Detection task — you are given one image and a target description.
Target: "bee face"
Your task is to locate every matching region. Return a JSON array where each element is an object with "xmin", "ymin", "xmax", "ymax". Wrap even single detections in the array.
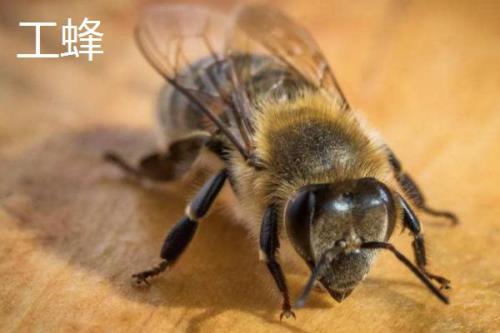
[{"xmin": 285, "ymin": 178, "xmax": 395, "ymax": 301}]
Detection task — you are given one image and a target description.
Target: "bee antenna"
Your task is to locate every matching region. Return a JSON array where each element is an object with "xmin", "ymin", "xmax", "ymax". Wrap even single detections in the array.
[
  {"xmin": 361, "ymin": 241, "xmax": 449, "ymax": 304},
  {"xmin": 294, "ymin": 246, "xmax": 344, "ymax": 308}
]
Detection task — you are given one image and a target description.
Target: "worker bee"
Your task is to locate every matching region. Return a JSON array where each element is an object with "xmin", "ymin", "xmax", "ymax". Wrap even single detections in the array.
[{"xmin": 105, "ymin": 4, "xmax": 458, "ymax": 319}]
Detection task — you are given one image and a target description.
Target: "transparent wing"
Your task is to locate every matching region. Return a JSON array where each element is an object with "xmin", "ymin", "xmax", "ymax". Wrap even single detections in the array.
[
  {"xmin": 229, "ymin": 4, "xmax": 350, "ymax": 111},
  {"xmin": 136, "ymin": 4, "xmax": 252, "ymax": 158}
]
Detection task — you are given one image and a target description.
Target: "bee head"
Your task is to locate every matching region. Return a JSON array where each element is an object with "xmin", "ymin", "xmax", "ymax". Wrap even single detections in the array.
[{"xmin": 285, "ymin": 177, "xmax": 395, "ymax": 303}]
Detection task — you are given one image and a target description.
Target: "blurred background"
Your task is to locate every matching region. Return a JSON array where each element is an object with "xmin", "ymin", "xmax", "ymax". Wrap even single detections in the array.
[{"xmin": 1, "ymin": 1, "xmax": 499, "ymax": 332}]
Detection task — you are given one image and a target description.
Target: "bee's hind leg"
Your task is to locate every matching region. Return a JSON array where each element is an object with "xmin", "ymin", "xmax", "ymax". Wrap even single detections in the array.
[
  {"xmin": 387, "ymin": 148, "xmax": 459, "ymax": 225},
  {"xmin": 104, "ymin": 133, "xmax": 210, "ymax": 182},
  {"xmin": 397, "ymin": 194, "xmax": 451, "ymax": 290},
  {"xmin": 132, "ymin": 168, "xmax": 228, "ymax": 284}
]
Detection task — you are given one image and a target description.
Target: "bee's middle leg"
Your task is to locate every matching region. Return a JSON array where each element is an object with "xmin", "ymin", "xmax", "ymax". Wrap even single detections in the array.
[
  {"xmin": 260, "ymin": 205, "xmax": 295, "ymax": 320},
  {"xmin": 132, "ymin": 168, "xmax": 227, "ymax": 284},
  {"xmin": 387, "ymin": 148, "xmax": 459, "ymax": 225},
  {"xmin": 398, "ymin": 194, "xmax": 451, "ymax": 289}
]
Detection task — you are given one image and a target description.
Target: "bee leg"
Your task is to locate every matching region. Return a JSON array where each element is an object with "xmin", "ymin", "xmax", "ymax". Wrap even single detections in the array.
[
  {"xmin": 313, "ymin": 281, "xmax": 327, "ymax": 293},
  {"xmin": 398, "ymin": 194, "xmax": 451, "ymax": 290},
  {"xmin": 387, "ymin": 149, "xmax": 459, "ymax": 225},
  {"xmin": 132, "ymin": 169, "xmax": 227, "ymax": 284},
  {"xmin": 104, "ymin": 151, "xmax": 171, "ymax": 181},
  {"xmin": 104, "ymin": 133, "xmax": 210, "ymax": 182},
  {"xmin": 260, "ymin": 205, "xmax": 296, "ymax": 320}
]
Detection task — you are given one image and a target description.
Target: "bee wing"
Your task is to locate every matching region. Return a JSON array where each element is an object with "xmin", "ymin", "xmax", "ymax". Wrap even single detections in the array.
[
  {"xmin": 229, "ymin": 4, "xmax": 350, "ymax": 111},
  {"xmin": 136, "ymin": 4, "xmax": 252, "ymax": 159}
]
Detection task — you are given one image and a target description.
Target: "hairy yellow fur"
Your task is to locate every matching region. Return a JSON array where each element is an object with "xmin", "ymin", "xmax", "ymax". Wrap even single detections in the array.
[{"xmin": 229, "ymin": 90, "xmax": 393, "ymax": 226}]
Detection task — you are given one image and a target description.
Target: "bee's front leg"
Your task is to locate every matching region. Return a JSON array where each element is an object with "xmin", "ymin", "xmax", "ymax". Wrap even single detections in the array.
[
  {"xmin": 398, "ymin": 194, "xmax": 451, "ymax": 290},
  {"xmin": 260, "ymin": 205, "xmax": 295, "ymax": 320},
  {"xmin": 132, "ymin": 169, "xmax": 227, "ymax": 284}
]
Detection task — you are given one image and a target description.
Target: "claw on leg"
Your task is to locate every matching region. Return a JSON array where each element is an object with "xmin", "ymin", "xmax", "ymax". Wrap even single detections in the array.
[
  {"xmin": 422, "ymin": 269, "xmax": 451, "ymax": 290},
  {"xmin": 280, "ymin": 304, "xmax": 296, "ymax": 321},
  {"xmin": 132, "ymin": 260, "xmax": 169, "ymax": 286}
]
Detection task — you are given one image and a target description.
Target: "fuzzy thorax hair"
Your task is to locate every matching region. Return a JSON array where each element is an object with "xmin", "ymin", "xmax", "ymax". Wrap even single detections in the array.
[{"xmin": 230, "ymin": 90, "xmax": 392, "ymax": 217}]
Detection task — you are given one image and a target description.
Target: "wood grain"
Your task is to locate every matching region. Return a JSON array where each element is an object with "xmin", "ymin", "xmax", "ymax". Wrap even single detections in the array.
[{"xmin": 1, "ymin": 1, "xmax": 499, "ymax": 332}]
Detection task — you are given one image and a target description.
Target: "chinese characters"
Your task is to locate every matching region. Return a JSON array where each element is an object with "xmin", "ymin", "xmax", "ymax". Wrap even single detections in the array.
[{"xmin": 17, "ymin": 18, "xmax": 103, "ymax": 61}]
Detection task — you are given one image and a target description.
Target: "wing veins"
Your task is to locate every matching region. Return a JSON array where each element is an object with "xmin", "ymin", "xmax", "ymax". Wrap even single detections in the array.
[{"xmin": 135, "ymin": 25, "xmax": 250, "ymax": 159}]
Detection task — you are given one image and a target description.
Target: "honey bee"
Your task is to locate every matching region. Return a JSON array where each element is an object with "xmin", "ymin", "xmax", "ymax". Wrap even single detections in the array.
[{"xmin": 105, "ymin": 4, "xmax": 458, "ymax": 319}]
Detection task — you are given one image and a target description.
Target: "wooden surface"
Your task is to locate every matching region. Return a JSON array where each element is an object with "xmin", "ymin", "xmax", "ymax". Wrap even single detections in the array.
[{"xmin": 1, "ymin": 0, "xmax": 500, "ymax": 332}]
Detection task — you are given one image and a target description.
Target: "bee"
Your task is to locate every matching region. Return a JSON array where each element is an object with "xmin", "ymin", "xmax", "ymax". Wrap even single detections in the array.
[{"xmin": 105, "ymin": 4, "xmax": 459, "ymax": 319}]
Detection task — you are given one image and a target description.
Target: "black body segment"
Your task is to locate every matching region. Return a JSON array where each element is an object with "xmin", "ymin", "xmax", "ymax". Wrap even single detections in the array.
[
  {"xmin": 399, "ymin": 192, "xmax": 422, "ymax": 234},
  {"xmin": 189, "ymin": 169, "xmax": 228, "ymax": 219},
  {"xmin": 260, "ymin": 205, "xmax": 281, "ymax": 257},
  {"xmin": 160, "ymin": 216, "xmax": 198, "ymax": 261},
  {"xmin": 260, "ymin": 205, "xmax": 295, "ymax": 319},
  {"xmin": 132, "ymin": 169, "xmax": 227, "ymax": 284}
]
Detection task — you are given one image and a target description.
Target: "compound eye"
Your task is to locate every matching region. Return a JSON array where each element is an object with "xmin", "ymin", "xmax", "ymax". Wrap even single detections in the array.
[
  {"xmin": 285, "ymin": 190, "xmax": 315, "ymax": 227},
  {"xmin": 285, "ymin": 189, "xmax": 316, "ymax": 261}
]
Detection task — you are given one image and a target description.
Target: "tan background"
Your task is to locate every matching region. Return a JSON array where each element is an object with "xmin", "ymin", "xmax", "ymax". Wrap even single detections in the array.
[{"xmin": 1, "ymin": 0, "xmax": 499, "ymax": 332}]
